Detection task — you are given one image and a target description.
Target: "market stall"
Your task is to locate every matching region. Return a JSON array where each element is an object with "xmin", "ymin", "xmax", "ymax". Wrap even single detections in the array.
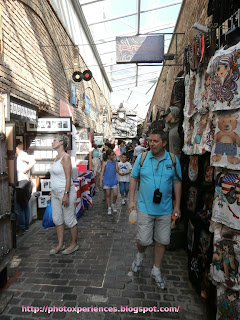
[{"xmin": 180, "ymin": 8, "xmax": 240, "ymax": 318}]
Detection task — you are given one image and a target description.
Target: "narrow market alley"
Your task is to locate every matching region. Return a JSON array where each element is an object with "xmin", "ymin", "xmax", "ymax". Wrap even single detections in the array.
[{"xmin": 0, "ymin": 191, "xmax": 206, "ymax": 320}]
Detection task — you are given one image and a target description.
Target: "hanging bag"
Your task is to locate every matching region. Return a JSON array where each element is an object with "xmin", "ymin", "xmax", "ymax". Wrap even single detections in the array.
[{"xmin": 42, "ymin": 200, "xmax": 55, "ymax": 229}]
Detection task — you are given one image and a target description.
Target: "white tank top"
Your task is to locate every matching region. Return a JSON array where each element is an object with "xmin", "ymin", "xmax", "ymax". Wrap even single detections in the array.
[{"xmin": 49, "ymin": 153, "xmax": 73, "ymax": 192}]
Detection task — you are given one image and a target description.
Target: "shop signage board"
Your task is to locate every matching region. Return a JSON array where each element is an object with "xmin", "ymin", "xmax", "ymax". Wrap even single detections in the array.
[
  {"xmin": 10, "ymin": 97, "xmax": 38, "ymax": 124},
  {"xmin": 116, "ymin": 35, "xmax": 164, "ymax": 63},
  {"xmin": 26, "ymin": 117, "xmax": 72, "ymax": 132}
]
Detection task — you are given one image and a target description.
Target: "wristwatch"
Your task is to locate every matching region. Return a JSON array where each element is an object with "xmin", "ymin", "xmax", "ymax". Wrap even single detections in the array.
[{"xmin": 64, "ymin": 191, "xmax": 69, "ymax": 195}]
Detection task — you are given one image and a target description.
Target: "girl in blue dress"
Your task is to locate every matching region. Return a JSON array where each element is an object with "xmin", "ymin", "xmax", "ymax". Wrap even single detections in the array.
[{"xmin": 100, "ymin": 149, "xmax": 119, "ymax": 215}]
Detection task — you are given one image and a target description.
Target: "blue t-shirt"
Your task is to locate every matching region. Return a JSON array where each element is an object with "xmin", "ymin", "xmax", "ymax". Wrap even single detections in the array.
[{"xmin": 131, "ymin": 151, "xmax": 182, "ymax": 215}]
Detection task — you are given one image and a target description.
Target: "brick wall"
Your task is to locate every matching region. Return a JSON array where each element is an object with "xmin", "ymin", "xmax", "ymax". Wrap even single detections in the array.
[
  {"xmin": 144, "ymin": 0, "xmax": 211, "ymax": 128},
  {"xmin": 0, "ymin": 0, "xmax": 111, "ymax": 133}
]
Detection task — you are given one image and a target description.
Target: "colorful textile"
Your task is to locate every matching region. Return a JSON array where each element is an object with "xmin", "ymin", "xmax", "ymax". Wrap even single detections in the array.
[
  {"xmin": 212, "ymin": 170, "xmax": 240, "ymax": 230},
  {"xmin": 210, "ymin": 110, "xmax": 240, "ymax": 169},
  {"xmin": 216, "ymin": 285, "xmax": 240, "ymax": 320},
  {"xmin": 209, "ymin": 222, "xmax": 240, "ymax": 291},
  {"xmin": 182, "ymin": 117, "xmax": 194, "ymax": 155},
  {"xmin": 184, "ymin": 71, "xmax": 197, "ymax": 118},
  {"xmin": 192, "ymin": 112, "xmax": 212, "ymax": 154},
  {"xmin": 207, "ymin": 42, "xmax": 240, "ymax": 111},
  {"xmin": 73, "ymin": 170, "xmax": 95, "ymax": 217}
]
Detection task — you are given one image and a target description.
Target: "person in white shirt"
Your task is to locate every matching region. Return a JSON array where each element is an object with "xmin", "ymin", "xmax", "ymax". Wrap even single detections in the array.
[
  {"xmin": 15, "ymin": 141, "xmax": 36, "ymax": 235},
  {"xmin": 133, "ymin": 142, "xmax": 147, "ymax": 161},
  {"xmin": 117, "ymin": 153, "xmax": 132, "ymax": 205}
]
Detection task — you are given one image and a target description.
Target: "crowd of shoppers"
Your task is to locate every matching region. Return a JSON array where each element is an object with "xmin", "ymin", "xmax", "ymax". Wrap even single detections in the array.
[{"xmin": 15, "ymin": 122, "xmax": 183, "ymax": 292}]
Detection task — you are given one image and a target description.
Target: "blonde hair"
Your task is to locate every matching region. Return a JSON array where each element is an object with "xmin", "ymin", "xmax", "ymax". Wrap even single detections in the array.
[{"xmin": 56, "ymin": 134, "xmax": 69, "ymax": 150}]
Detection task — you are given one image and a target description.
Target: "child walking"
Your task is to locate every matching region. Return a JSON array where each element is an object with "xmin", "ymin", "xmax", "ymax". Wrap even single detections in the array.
[
  {"xmin": 100, "ymin": 149, "xmax": 119, "ymax": 215},
  {"xmin": 117, "ymin": 153, "xmax": 132, "ymax": 205}
]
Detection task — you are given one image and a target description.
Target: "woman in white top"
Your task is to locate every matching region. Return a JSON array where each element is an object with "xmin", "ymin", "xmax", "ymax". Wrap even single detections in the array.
[{"xmin": 49, "ymin": 134, "xmax": 78, "ymax": 255}]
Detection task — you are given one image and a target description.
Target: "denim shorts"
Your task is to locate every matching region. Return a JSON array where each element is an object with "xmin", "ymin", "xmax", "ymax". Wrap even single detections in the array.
[
  {"xmin": 119, "ymin": 182, "xmax": 129, "ymax": 195},
  {"xmin": 103, "ymin": 184, "xmax": 118, "ymax": 189},
  {"xmin": 137, "ymin": 211, "xmax": 172, "ymax": 246}
]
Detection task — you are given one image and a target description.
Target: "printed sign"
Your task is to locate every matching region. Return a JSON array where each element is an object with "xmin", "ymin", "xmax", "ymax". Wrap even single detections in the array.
[
  {"xmin": 116, "ymin": 35, "xmax": 164, "ymax": 63},
  {"xmin": 10, "ymin": 97, "xmax": 38, "ymax": 124}
]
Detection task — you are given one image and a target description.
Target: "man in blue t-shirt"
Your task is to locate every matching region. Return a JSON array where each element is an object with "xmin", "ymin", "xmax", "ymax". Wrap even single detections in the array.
[{"xmin": 128, "ymin": 129, "xmax": 182, "ymax": 289}]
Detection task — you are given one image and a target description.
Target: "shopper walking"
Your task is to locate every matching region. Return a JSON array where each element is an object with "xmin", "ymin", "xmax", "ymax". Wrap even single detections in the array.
[
  {"xmin": 117, "ymin": 153, "xmax": 132, "ymax": 205},
  {"xmin": 49, "ymin": 134, "xmax": 78, "ymax": 255},
  {"xmin": 133, "ymin": 142, "xmax": 147, "ymax": 162},
  {"xmin": 100, "ymin": 149, "xmax": 119, "ymax": 215},
  {"xmin": 128, "ymin": 129, "xmax": 182, "ymax": 289},
  {"xmin": 91, "ymin": 143, "xmax": 101, "ymax": 191},
  {"xmin": 15, "ymin": 140, "xmax": 36, "ymax": 235}
]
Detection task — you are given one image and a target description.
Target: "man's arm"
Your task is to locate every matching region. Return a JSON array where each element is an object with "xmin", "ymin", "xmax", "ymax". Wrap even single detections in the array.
[
  {"xmin": 173, "ymin": 180, "xmax": 182, "ymax": 218},
  {"xmin": 128, "ymin": 176, "xmax": 137, "ymax": 212}
]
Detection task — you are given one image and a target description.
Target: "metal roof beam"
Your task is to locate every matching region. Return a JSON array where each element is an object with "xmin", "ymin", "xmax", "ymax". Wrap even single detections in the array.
[
  {"xmin": 88, "ymin": 1, "xmax": 182, "ymax": 26},
  {"xmin": 70, "ymin": 0, "xmax": 112, "ymax": 91},
  {"xmin": 80, "ymin": 0, "xmax": 105, "ymax": 6}
]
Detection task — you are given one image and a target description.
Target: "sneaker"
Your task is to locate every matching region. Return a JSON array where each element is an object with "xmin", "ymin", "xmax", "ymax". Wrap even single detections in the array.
[
  {"xmin": 124, "ymin": 197, "xmax": 128, "ymax": 202},
  {"xmin": 131, "ymin": 260, "xmax": 143, "ymax": 273},
  {"xmin": 16, "ymin": 230, "xmax": 25, "ymax": 236},
  {"xmin": 121, "ymin": 199, "xmax": 125, "ymax": 205},
  {"xmin": 151, "ymin": 268, "xmax": 166, "ymax": 289},
  {"xmin": 107, "ymin": 207, "xmax": 112, "ymax": 215},
  {"xmin": 112, "ymin": 204, "xmax": 117, "ymax": 213}
]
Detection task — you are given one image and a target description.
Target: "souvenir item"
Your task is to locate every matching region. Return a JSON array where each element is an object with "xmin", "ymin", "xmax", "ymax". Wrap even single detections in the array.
[
  {"xmin": 207, "ymin": 42, "xmax": 240, "ymax": 111},
  {"xmin": 216, "ymin": 285, "xmax": 240, "ymax": 320},
  {"xmin": 184, "ymin": 71, "xmax": 197, "ymax": 117},
  {"xmin": 193, "ymin": 71, "xmax": 211, "ymax": 114},
  {"xmin": 212, "ymin": 170, "xmax": 240, "ymax": 230},
  {"xmin": 205, "ymin": 112, "xmax": 216, "ymax": 153},
  {"xmin": 188, "ymin": 220, "xmax": 213, "ymax": 299},
  {"xmin": 209, "ymin": 223, "xmax": 240, "ymax": 290},
  {"xmin": 200, "ymin": 72, "xmax": 212, "ymax": 113},
  {"xmin": 211, "ymin": 110, "xmax": 240, "ymax": 169},
  {"xmin": 203, "ymin": 156, "xmax": 214, "ymax": 183},
  {"xmin": 186, "ymin": 185, "xmax": 198, "ymax": 213},
  {"xmin": 188, "ymin": 155, "xmax": 199, "ymax": 182},
  {"xmin": 192, "ymin": 112, "xmax": 211, "ymax": 154},
  {"xmin": 196, "ymin": 191, "xmax": 214, "ymax": 224},
  {"xmin": 182, "ymin": 117, "xmax": 194, "ymax": 155}
]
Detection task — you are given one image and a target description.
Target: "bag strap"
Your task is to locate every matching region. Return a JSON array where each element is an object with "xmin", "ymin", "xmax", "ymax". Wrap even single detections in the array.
[
  {"xmin": 169, "ymin": 152, "xmax": 181, "ymax": 181},
  {"xmin": 140, "ymin": 151, "xmax": 148, "ymax": 167}
]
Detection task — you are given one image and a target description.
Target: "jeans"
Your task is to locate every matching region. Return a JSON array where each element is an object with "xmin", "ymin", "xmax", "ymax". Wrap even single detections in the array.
[
  {"xmin": 16, "ymin": 202, "xmax": 30, "ymax": 231},
  {"xmin": 119, "ymin": 182, "xmax": 129, "ymax": 195}
]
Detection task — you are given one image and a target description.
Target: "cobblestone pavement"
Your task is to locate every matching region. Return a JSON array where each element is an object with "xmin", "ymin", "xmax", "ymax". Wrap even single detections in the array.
[{"xmin": 0, "ymin": 190, "xmax": 207, "ymax": 320}]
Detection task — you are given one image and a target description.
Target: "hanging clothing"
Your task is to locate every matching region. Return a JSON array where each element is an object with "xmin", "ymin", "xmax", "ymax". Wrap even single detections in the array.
[
  {"xmin": 210, "ymin": 110, "xmax": 240, "ymax": 170},
  {"xmin": 184, "ymin": 71, "xmax": 198, "ymax": 118},
  {"xmin": 212, "ymin": 169, "xmax": 240, "ymax": 230},
  {"xmin": 209, "ymin": 222, "xmax": 240, "ymax": 291},
  {"xmin": 216, "ymin": 285, "xmax": 240, "ymax": 320},
  {"xmin": 206, "ymin": 42, "xmax": 240, "ymax": 111}
]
